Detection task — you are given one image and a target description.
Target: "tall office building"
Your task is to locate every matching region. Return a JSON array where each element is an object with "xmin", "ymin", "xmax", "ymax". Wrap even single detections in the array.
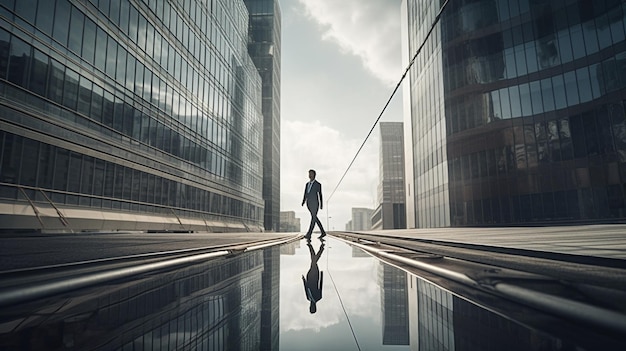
[
  {"xmin": 351, "ymin": 207, "xmax": 374, "ymax": 231},
  {"xmin": 372, "ymin": 122, "xmax": 406, "ymax": 229},
  {"xmin": 402, "ymin": 0, "xmax": 626, "ymax": 227},
  {"xmin": 378, "ymin": 263, "xmax": 409, "ymax": 346},
  {"xmin": 244, "ymin": 0, "xmax": 281, "ymax": 232},
  {"xmin": 279, "ymin": 210, "xmax": 300, "ymax": 232},
  {"xmin": 0, "ymin": 0, "xmax": 265, "ymax": 232}
]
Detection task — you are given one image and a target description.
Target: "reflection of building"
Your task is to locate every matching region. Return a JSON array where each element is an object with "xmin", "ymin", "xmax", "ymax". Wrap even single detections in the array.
[
  {"xmin": 280, "ymin": 240, "xmax": 299, "ymax": 255},
  {"xmin": 244, "ymin": 0, "xmax": 282, "ymax": 232},
  {"xmin": 0, "ymin": 0, "xmax": 265, "ymax": 231},
  {"xmin": 410, "ymin": 276, "xmax": 565, "ymax": 350},
  {"xmin": 261, "ymin": 246, "xmax": 280, "ymax": 350},
  {"xmin": 402, "ymin": 0, "xmax": 626, "ymax": 227},
  {"xmin": 352, "ymin": 245, "xmax": 371, "ymax": 258},
  {"xmin": 351, "ymin": 207, "xmax": 374, "ymax": 231},
  {"xmin": 379, "ymin": 263, "xmax": 409, "ymax": 345},
  {"xmin": 279, "ymin": 211, "xmax": 300, "ymax": 232},
  {"xmin": 372, "ymin": 122, "xmax": 406, "ymax": 229},
  {"xmin": 1, "ymin": 249, "xmax": 277, "ymax": 350}
]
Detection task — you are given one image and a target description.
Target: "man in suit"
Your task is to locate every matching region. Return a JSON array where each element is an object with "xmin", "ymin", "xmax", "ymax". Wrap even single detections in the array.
[
  {"xmin": 302, "ymin": 169, "xmax": 326, "ymax": 239},
  {"xmin": 302, "ymin": 241, "xmax": 324, "ymax": 314}
]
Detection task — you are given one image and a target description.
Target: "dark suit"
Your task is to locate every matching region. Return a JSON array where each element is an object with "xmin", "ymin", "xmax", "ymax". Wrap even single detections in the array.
[
  {"xmin": 302, "ymin": 180, "xmax": 326, "ymax": 236},
  {"xmin": 302, "ymin": 242, "xmax": 324, "ymax": 309}
]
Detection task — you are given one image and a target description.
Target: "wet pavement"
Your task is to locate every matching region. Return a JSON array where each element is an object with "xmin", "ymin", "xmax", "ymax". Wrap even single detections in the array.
[
  {"xmin": 280, "ymin": 236, "xmax": 624, "ymax": 350},
  {"xmin": 1, "ymin": 233, "xmax": 623, "ymax": 350}
]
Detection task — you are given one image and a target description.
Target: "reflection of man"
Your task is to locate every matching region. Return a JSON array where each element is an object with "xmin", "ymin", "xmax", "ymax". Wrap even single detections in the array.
[
  {"xmin": 302, "ymin": 169, "xmax": 326, "ymax": 239},
  {"xmin": 302, "ymin": 241, "xmax": 324, "ymax": 314}
]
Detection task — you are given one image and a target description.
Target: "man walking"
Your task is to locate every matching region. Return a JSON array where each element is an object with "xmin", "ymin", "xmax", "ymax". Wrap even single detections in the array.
[
  {"xmin": 302, "ymin": 240, "xmax": 324, "ymax": 313},
  {"xmin": 302, "ymin": 169, "xmax": 326, "ymax": 239}
]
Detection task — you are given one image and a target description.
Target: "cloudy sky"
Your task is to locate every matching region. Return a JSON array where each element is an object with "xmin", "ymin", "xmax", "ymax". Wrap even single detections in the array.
[{"xmin": 280, "ymin": 0, "xmax": 404, "ymax": 231}]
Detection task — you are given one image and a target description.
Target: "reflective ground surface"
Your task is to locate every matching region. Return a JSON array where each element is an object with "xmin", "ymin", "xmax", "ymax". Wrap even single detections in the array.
[{"xmin": 0, "ymin": 236, "xmax": 622, "ymax": 350}]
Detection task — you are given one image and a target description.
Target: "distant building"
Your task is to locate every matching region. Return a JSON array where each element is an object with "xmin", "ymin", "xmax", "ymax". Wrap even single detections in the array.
[
  {"xmin": 244, "ymin": 0, "xmax": 281, "ymax": 232},
  {"xmin": 345, "ymin": 220, "xmax": 352, "ymax": 231},
  {"xmin": 279, "ymin": 211, "xmax": 300, "ymax": 232},
  {"xmin": 351, "ymin": 207, "xmax": 374, "ymax": 231},
  {"xmin": 372, "ymin": 122, "xmax": 406, "ymax": 230}
]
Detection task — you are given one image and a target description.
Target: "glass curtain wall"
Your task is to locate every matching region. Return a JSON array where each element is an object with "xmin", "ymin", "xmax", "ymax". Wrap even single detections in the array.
[
  {"xmin": 244, "ymin": 0, "xmax": 281, "ymax": 232},
  {"xmin": 0, "ymin": 0, "xmax": 265, "ymax": 230},
  {"xmin": 405, "ymin": 0, "xmax": 626, "ymax": 227}
]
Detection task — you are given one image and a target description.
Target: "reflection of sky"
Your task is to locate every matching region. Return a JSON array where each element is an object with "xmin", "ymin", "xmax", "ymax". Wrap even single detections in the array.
[{"xmin": 280, "ymin": 238, "xmax": 410, "ymax": 350}]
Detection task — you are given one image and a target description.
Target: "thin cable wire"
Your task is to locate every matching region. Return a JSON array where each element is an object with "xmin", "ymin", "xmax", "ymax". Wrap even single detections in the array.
[
  {"xmin": 327, "ymin": 0, "xmax": 451, "ymax": 203},
  {"xmin": 326, "ymin": 244, "xmax": 362, "ymax": 351}
]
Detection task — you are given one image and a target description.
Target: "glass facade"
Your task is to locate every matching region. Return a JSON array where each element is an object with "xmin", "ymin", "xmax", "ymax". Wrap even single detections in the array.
[
  {"xmin": 244, "ymin": 0, "xmax": 281, "ymax": 232},
  {"xmin": 0, "ymin": 0, "xmax": 265, "ymax": 231},
  {"xmin": 0, "ymin": 248, "xmax": 278, "ymax": 350},
  {"xmin": 373, "ymin": 122, "xmax": 407, "ymax": 229},
  {"xmin": 404, "ymin": 0, "xmax": 626, "ymax": 227}
]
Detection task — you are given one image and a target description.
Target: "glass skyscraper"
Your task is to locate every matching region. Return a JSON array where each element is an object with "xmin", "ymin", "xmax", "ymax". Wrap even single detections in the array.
[
  {"xmin": 244, "ymin": 0, "xmax": 281, "ymax": 232},
  {"xmin": 0, "ymin": 0, "xmax": 265, "ymax": 231},
  {"xmin": 372, "ymin": 122, "xmax": 406, "ymax": 229},
  {"xmin": 403, "ymin": 0, "xmax": 626, "ymax": 227}
]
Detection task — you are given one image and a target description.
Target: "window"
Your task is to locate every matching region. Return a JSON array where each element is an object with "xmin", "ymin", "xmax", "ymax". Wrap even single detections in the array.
[
  {"xmin": 93, "ymin": 158, "xmax": 105, "ymax": 197},
  {"xmin": 95, "ymin": 27, "xmax": 107, "ymax": 72},
  {"xmin": 102, "ymin": 90, "xmax": 114, "ymax": 128},
  {"xmin": 122, "ymin": 103, "xmax": 134, "ymax": 137},
  {"xmin": 134, "ymin": 59, "xmax": 144, "ymax": 96},
  {"xmin": 52, "ymin": 0, "xmax": 70, "ymax": 46},
  {"xmin": 519, "ymin": 83, "xmax": 532, "ymax": 117},
  {"xmin": 113, "ymin": 95, "xmax": 124, "ymax": 132},
  {"xmin": 557, "ymin": 29, "xmax": 573, "ymax": 64},
  {"xmin": 37, "ymin": 143, "xmax": 54, "ymax": 189},
  {"xmin": 582, "ymin": 20, "xmax": 599, "ymax": 55},
  {"xmin": 47, "ymin": 58, "xmax": 64, "ymax": 104},
  {"xmin": 68, "ymin": 6, "xmax": 84, "ymax": 54},
  {"xmin": 109, "ymin": 0, "xmax": 120, "ymax": 26},
  {"xmin": 143, "ymin": 67, "xmax": 152, "ymax": 101},
  {"xmin": 82, "ymin": 18, "xmax": 96, "ymax": 65},
  {"xmin": 81, "ymin": 156, "xmax": 94, "ymax": 195},
  {"xmin": 53, "ymin": 148, "xmax": 69, "ymax": 191},
  {"xmin": 138, "ymin": 14, "xmax": 147, "ymax": 52},
  {"xmin": 129, "ymin": 5, "xmax": 139, "ymax": 42},
  {"xmin": 77, "ymin": 76, "xmax": 92, "ymax": 116},
  {"xmin": 15, "ymin": 0, "xmax": 36, "ymax": 24},
  {"xmin": 20, "ymin": 138, "xmax": 39, "ymax": 187},
  {"xmin": 91, "ymin": 84, "xmax": 103, "ymax": 123},
  {"xmin": 552, "ymin": 75, "xmax": 567, "ymax": 109},
  {"xmin": 62, "ymin": 68, "xmax": 79, "ymax": 110},
  {"xmin": 0, "ymin": 28, "xmax": 9, "ymax": 80},
  {"xmin": 570, "ymin": 24, "xmax": 586, "ymax": 60},
  {"xmin": 29, "ymin": 49, "xmax": 47, "ymax": 96},
  {"xmin": 125, "ymin": 53, "xmax": 136, "ymax": 91},
  {"xmin": 564, "ymin": 71, "xmax": 580, "ymax": 106},
  {"xmin": 116, "ymin": 45, "xmax": 127, "ymax": 83},
  {"xmin": 35, "ymin": 0, "xmax": 55, "ymax": 36},
  {"xmin": 120, "ymin": 0, "xmax": 130, "ymax": 34},
  {"xmin": 146, "ymin": 22, "xmax": 155, "ymax": 58},
  {"xmin": 8, "ymin": 35, "xmax": 30, "ymax": 88},
  {"xmin": 105, "ymin": 36, "xmax": 117, "ymax": 77}
]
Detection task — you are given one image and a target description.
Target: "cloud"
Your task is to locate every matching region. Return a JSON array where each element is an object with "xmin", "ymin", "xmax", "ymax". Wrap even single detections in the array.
[
  {"xmin": 281, "ymin": 120, "xmax": 379, "ymax": 231},
  {"xmin": 298, "ymin": 0, "xmax": 403, "ymax": 86},
  {"xmin": 280, "ymin": 241, "xmax": 382, "ymax": 334}
]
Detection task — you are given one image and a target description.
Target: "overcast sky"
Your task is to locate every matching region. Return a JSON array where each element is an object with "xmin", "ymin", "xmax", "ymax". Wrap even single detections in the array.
[{"xmin": 280, "ymin": 0, "xmax": 404, "ymax": 232}]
